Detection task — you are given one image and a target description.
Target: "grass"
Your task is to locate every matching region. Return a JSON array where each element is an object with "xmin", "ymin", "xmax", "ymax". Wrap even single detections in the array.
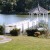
[
  {"xmin": 0, "ymin": 35, "xmax": 50, "ymax": 50},
  {"xmin": 0, "ymin": 38, "xmax": 3, "ymax": 40}
]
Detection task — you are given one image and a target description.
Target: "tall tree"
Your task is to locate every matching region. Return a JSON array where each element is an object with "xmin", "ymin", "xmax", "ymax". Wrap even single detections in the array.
[
  {"xmin": 16, "ymin": 0, "xmax": 25, "ymax": 12},
  {"xmin": 1, "ymin": 2, "xmax": 11, "ymax": 14}
]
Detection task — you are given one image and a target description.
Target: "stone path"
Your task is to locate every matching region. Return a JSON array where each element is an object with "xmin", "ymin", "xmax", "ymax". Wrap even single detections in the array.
[{"xmin": 0, "ymin": 36, "xmax": 12, "ymax": 43}]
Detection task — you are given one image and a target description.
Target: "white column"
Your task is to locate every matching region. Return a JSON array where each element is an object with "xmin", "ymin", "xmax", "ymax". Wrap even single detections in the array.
[
  {"xmin": 43, "ymin": 13, "xmax": 45, "ymax": 20},
  {"xmin": 29, "ymin": 13, "xmax": 30, "ymax": 18},
  {"xmin": 31, "ymin": 13, "xmax": 32, "ymax": 19},
  {"xmin": 28, "ymin": 22, "xmax": 29, "ymax": 29},
  {"xmin": 45, "ymin": 13, "xmax": 48, "ymax": 31},
  {"xmin": 22, "ymin": 23, "xmax": 24, "ymax": 33},
  {"xmin": 47, "ymin": 13, "xmax": 48, "ymax": 23},
  {"xmin": 39, "ymin": 13, "xmax": 40, "ymax": 17},
  {"xmin": 33, "ymin": 14, "xmax": 34, "ymax": 20},
  {"xmin": 37, "ymin": 14, "xmax": 38, "ymax": 21}
]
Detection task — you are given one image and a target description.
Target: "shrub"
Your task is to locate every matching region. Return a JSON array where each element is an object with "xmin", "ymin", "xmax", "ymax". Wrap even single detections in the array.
[
  {"xmin": 37, "ymin": 20, "xmax": 48, "ymax": 37},
  {"xmin": 0, "ymin": 25, "xmax": 4, "ymax": 35},
  {"xmin": 38, "ymin": 20, "xmax": 47, "ymax": 28},
  {"xmin": 26, "ymin": 29, "xmax": 38, "ymax": 36},
  {"xmin": 10, "ymin": 28, "xmax": 20, "ymax": 36}
]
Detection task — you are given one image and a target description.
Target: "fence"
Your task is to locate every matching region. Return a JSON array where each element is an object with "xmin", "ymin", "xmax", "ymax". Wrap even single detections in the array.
[{"xmin": 4, "ymin": 19, "xmax": 38, "ymax": 33}]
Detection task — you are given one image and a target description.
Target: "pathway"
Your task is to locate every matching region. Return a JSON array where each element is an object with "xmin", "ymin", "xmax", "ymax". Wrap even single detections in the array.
[{"xmin": 0, "ymin": 35, "xmax": 12, "ymax": 43}]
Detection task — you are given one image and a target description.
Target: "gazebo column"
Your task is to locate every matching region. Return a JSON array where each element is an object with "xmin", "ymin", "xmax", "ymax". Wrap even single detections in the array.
[
  {"xmin": 31, "ymin": 13, "xmax": 32, "ymax": 19},
  {"xmin": 29, "ymin": 13, "xmax": 30, "ymax": 18},
  {"xmin": 45, "ymin": 13, "xmax": 48, "ymax": 24},
  {"xmin": 43, "ymin": 13, "xmax": 45, "ymax": 20},
  {"xmin": 46, "ymin": 13, "xmax": 48, "ymax": 23},
  {"xmin": 32, "ymin": 14, "xmax": 34, "ymax": 28},
  {"xmin": 37, "ymin": 14, "xmax": 38, "ymax": 21}
]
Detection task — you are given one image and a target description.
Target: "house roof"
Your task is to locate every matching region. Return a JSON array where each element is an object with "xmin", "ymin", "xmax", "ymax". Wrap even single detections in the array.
[{"xmin": 28, "ymin": 4, "xmax": 48, "ymax": 14}]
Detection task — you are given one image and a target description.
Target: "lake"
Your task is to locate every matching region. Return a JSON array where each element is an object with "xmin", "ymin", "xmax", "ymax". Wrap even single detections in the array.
[{"xmin": 0, "ymin": 14, "xmax": 50, "ymax": 30}]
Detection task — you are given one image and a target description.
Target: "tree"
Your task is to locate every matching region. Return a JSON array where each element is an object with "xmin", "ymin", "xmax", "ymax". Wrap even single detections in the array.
[
  {"xmin": 16, "ymin": 0, "xmax": 25, "ymax": 12},
  {"xmin": 0, "ymin": 0, "xmax": 2, "ymax": 12},
  {"xmin": 0, "ymin": 0, "xmax": 50, "ymax": 14},
  {"xmin": 1, "ymin": 2, "xmax": 11, "ymax": 14}
]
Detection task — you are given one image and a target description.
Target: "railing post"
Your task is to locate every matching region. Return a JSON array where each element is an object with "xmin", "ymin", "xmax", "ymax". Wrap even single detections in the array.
[
  {"xmin": 28, "ymin": 21, "xmax": 29, "ymax": 29},
  {"xmin": 22, "ymin": 23, "xmax": 24, "ymax": 34}
]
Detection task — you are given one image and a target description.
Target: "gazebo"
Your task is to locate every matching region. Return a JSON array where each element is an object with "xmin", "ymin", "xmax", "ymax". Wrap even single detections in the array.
[
  {"xmin": 28, "ymin": 4, "xmax": 49, "ymax": 34},
  {"xmin": 28, "ymin": 4, "xmax": 48, "ymax": 23}
]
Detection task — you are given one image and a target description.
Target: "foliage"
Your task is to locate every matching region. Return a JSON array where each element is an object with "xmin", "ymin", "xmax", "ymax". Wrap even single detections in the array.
[
  {"xmin": 16, "ymin": 0, "xmax": 25, "ymax": 12},
  {"xmin": 26, "ymin": 29, "xmax": 38, "ymax": 36},
  {"xmin": 1, "ymin": 2, "xmax": 11, "ymax": 14},
  {"xmin": 38, "ymin": 20, "xmax": 48, "ymax": 28},
  {"xmin": 37, "ymin": 20, "xmax": 48, "ymax": 37},
  {"xmin": 0, "ymin": 25, "xmax": 4, "ymax": 35},
  {"xmin": 10, "ymin": 28, "xmax": 20, "ymax": 36},
  {"xmin": 0, "ymin": 0, "xmax": 50, "ymax": 14}
]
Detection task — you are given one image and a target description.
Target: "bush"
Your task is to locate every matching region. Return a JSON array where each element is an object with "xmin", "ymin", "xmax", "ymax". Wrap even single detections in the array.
[
  {"xmin": 0, "ymin": 25, "xmax": 4, "ymax": 35},
  {"xmin": 38, "ymin": 20, "xmax": 47, "ymax": 28},
  {"xmin": 26, "ymin": 29, "xmax": 38, "ymax": 36},
  {"xmin": 10, "ymin": 28, "xmax": 20, "ymax": 36}
]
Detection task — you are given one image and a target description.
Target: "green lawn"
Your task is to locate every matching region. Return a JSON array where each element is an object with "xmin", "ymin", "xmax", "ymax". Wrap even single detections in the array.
[
  {"xmin": 0, "ymin": 38, "xmax": 3, "ymax": 40},
  {"xmin": 0, "ymin": 35, "xmax": 50, "ymax": 50}
]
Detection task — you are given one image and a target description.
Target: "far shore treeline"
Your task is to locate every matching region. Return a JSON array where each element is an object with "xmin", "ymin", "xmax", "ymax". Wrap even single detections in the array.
[{"xmin": 0, "ymin": 0, "xmax": 50, "ymax": 14}]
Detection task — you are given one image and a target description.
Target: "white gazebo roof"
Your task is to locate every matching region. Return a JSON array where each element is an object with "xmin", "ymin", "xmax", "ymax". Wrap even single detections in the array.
[{"xmin": 28, "ymin": 4, "xmax": 48, "ymax": 14}]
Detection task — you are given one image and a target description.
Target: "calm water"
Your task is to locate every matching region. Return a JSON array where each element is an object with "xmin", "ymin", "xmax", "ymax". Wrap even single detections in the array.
[
  {"xmin": 0, "ymin": 14, "xmax": 30, "ymax": 24},
  {"xmin": 0, "ymin": 14, "xmax": 50, "ymax": 29}
]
